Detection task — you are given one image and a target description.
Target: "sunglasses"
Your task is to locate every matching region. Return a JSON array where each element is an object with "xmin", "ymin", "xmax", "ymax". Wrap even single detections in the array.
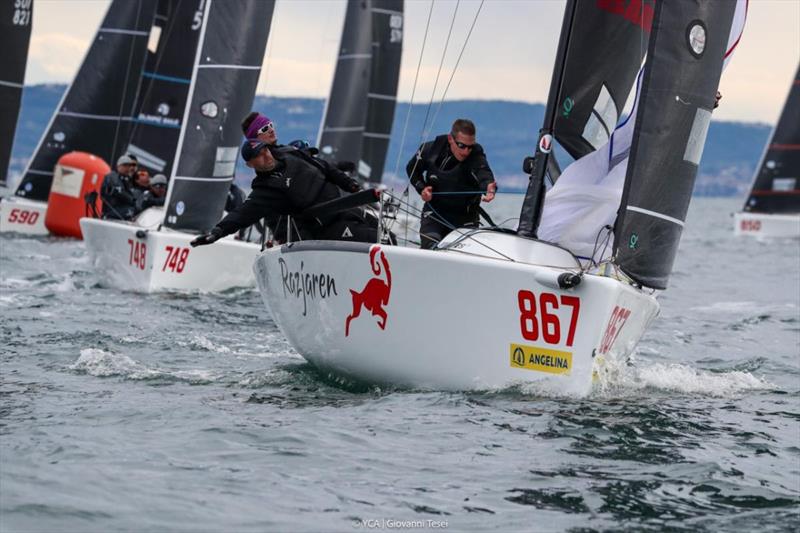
[
  {"xmin": 152, "ymin": 184, "xmax": 166, "ymax": 188},
  {"xmin": 257, "ymin": 121, "xmax": 275, "ymax": 135},
  {"xmin": 454, "ymin": 140, "xmax": 475, "ymax": 151}
]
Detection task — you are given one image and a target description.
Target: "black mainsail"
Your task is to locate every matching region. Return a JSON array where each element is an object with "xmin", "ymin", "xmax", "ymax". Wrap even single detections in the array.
[
  {"xmin": 162, "ymin": 0, "xmax": 274, "ymax": 233},
  {"xmin": 741, "ymin": 63, "xmax": 800, "ymax": 215},
  {"xmin": 124, "ymin": 0, "xmax": 205, "ymax": 177},
  {"xmin": 518, "ymin": 0, "xmax": 652, "ymax": 236},
  {"xmin": 614, "ymin": 0, "xmax": 738, "ymax": 289},
  {"xmin": 14, "ymin": 0, "xmax": 156, "ymax": 202},
  {"xmin": 0, "ymin": 0, "xmax": 33, "ymax": 186},
  {"xmin": 317, "ymin": 0, "xmax": 403, "ymax": 182}
]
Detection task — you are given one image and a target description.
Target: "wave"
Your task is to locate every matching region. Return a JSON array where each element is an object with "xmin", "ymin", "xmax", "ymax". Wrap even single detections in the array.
[{"xmin": 70, "ymin": 348, "xmax": 218, "ymax": 384}]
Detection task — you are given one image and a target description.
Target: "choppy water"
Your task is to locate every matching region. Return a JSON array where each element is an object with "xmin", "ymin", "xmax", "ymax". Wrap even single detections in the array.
[{"xmin": 1, "ymin": 197, "xmax": 798, "ymax": 532}]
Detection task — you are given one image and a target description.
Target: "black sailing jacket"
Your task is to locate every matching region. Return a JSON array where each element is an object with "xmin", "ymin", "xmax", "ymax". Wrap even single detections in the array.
[
  {"xmin": 214, "ymin": 151, "xmax": 346, "ymax": 241},
  {"xmin": 406, "ymin": 134, "xmax": 495, "ymax": 221}
]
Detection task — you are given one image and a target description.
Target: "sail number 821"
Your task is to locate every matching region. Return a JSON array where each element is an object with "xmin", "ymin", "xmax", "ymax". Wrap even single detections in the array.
[{"xmin": 517, "ymin": 290, "xmax": 580, "ymax": 347}]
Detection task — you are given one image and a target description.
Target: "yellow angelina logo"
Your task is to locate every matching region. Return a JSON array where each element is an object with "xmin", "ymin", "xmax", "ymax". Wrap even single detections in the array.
[{"xmin": 510, "ymin": 343, "xmax": 572, "ymax": 375}]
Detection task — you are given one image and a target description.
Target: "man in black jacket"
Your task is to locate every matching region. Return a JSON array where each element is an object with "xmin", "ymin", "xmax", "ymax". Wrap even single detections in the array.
[
  {"xmin": 407, "ymin": 118, "xmax": 497, "ymax": 249},
  {"xmin": 190, "ymin": 140, "xmax": 379, "ymax": 247},
  {"xmin": 100, "ymin": 154, "xmax": 139, "ymax": 220}
]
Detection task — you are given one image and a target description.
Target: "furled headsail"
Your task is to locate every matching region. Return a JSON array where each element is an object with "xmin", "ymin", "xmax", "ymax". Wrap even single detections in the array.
[
  {"xmin": 318, "ymin": 0, "xmax": 403, "ymax": 182},
  {"xmin": 742, "ymin": 63, "xmax": 800, "ymax": 215},
  {"xmin": 123, "ymin": 0, "xmax": 205, "ymax": 178},
  {"xmin": 162, "ymin": 0, "xmax": 274, "ymax": 233},
  {"xmin": 15, "ymin": 0, "xmax": 156, "ymax": 201},
  {"xmin": 0, "ymin": 0, "xmax": 33, "ymax": 186},
  {"xmin": 614, "ymin": 0, "xmax": 738, "ymax": 289},
  {"xmin": 518, "ymin": 0, "xmax": 652, "ymax": 236}
]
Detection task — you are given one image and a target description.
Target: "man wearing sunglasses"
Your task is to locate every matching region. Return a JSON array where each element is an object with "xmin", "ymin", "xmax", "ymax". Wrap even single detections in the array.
[{"xmin": 407, "ymin": 118, "xmax": 497, "ymax": 249}]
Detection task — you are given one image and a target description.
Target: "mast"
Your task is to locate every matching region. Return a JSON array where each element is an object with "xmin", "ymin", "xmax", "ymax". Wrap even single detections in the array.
[
  {"xmin": 161, "ymin": 0, "xmax": 274, "ymax": 233},
  {"xmin": 741, "ymin": 63, "xmax": 800, "ymax": 214},
  {"xmin": 0, "ymin": 0, "xmax": 33, "ymax": 186},
  {"xmin": 124, "ymin": 0, "xmax": 206, "ymax": 177},
  {"xmin": 614, "ymin": 0, "xmax": 738, "ymax": 289},
  {"xmin": 516, "ymin": 0, "xmax": 578, "ymax": 238},
  {"xmin": 14, "ymin": 0, "xmax": 157, "ymax": 202},
  {"xmin": 517, "ymin": 0, "xmax": 652, "ymax": 237}
]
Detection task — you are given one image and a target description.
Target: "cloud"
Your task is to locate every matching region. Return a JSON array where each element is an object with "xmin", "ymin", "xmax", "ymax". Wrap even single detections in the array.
[{"xmin": 27, "ymin": 33, "xmax": 88, "ymax": 82}]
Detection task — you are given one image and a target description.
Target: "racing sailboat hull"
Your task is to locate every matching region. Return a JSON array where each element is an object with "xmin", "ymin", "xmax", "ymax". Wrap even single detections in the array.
[
  {"xmin": 254, "ymin": 231, "xmax": 659, "ymax": 396},
  {"xmin": 81, "ymin": 210, "xmax": 259, "ymax": 292},
  {"xmin": 733, "ymin": 211, "xmax": 800, "ymax": 238},
  {"xmin": 0, "ymin": 197, "xmax": 48, "ymax": 235}
]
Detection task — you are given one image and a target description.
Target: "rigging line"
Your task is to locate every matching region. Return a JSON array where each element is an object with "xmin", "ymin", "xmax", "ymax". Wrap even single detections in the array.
[
  {"xmin": 392, "ymin": 0, "xmax": 436, "ymax": 245},
  {"xmin": 418, "ymin": 0, "xmax": 460, "ymax": 144},
  {"xmin": 390, "ymin": 0, "xmax": 435, "ymax": 185},
  {"xmin": 428, "ymin": 0, "xmax": 485, "ymax": 133},
  {"xmin": 111, "ymin": 0, "xmax": 147, "ymax": 164},
  {"xmin": 443, "ymin": 227, "xmax": 517, "ymax": 262},
  {"xmin": 402, "ymin": 0, "xmax": 462, "ymax": 239}
]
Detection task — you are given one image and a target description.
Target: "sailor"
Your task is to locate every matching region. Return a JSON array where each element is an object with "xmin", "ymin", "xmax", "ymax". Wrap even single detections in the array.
[
  {"xmin": 138, "ymin": 173, "xmax": 168, "ymax": 210},
  {"xmin": 407, "ymin": 118, "xmax": 497, "ymax": 249},
  {"xmin": 100, "ymin": 154, "xmax": 139, "ymax": 220},
  {"xmin": 190, "ymin": 140, "xmax": 380, "ymax": 247}
]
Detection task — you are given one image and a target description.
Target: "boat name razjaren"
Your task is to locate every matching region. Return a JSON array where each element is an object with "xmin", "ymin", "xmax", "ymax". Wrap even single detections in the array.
[{"xmin": 279, "ymin": 258, "xmax": 338, "ymax": 316}]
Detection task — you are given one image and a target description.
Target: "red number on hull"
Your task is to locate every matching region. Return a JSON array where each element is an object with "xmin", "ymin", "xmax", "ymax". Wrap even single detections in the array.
[
  {"xmin": 162, "ymin": 246, "xmax": 190, "ymax": 273},
  {"xmin": 517, "ymin": 290, "xmax": 581, "ymax": 347},
  {"xmin": 7, "ymin": 208, "xmax": 40, "ymax": 225},
  {"xmin": 740, "ymin": 220, "xmax": 761, "ymax": 232},
  {"xmin": 127, "ymin": 239, "xmax": 146, "ymax": 270},
  {"xmin": 599, "ymin": 306, "xmax": 632, "ymax": 354}
]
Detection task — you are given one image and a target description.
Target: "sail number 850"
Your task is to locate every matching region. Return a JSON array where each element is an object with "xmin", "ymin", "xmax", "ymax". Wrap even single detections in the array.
[{"xmin": 517, "ymin": 290, "xmax": 580, "ymax": 347}]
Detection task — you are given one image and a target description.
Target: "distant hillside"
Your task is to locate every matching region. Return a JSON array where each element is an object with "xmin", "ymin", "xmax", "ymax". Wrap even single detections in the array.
[{"xmin": 8, "ymin": 85, "xmax": 770, "ymax": 196}]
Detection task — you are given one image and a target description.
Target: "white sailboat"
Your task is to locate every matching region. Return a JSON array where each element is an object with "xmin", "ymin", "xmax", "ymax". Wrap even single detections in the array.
[
  {"xmin": 253, "ymin": 0, "xmax": 745, "ymax": 395},
  {"xmin": 80, "ymin": 0, "xmax": 275, "ymax": 292},
  {"xmin": 733, "ymin": 63, "xmax": 800, "ymax": 238}
]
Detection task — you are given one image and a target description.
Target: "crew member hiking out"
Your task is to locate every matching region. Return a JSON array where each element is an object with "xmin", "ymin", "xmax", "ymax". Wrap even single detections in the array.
[
  {"xmin": 190, "ymin": 140, "xmax": 384, "ymax": 248},
  {"xmin": 407, "ymin": 118, "xmax": 497, "ymax": 249}
]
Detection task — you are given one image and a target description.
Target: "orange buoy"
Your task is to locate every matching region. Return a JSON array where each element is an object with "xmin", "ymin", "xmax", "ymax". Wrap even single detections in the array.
[{"xmin": 45, "ymin": 152, "xmax": 110, "ymax": 239}]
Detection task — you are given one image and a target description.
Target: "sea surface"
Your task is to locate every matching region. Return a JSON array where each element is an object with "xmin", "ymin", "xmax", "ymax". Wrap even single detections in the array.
[{"xmin": 1, "ymin": 196, "xmax": 798, "ymax": 532}]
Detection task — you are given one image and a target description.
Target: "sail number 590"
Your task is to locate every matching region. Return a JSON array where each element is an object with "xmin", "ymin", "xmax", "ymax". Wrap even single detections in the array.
[{"xmin": 517, "ymin": 290, "xmax": 580, "ymax": 347}]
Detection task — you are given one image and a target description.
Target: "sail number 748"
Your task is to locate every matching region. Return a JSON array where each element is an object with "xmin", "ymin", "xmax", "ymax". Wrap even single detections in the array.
[{"xmin": 517, "ymin": 290, "xmax": 580, "ymax": 347}]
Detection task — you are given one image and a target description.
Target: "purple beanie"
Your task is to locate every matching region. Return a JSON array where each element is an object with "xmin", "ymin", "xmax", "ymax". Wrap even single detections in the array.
[{"xmin": 246, "ymin": 113, "xmax": 272, "ymax": 139}]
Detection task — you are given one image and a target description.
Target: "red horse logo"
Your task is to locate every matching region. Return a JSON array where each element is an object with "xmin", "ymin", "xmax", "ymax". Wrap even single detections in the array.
[{"xmin": 345, "ymin": 246, "xmax": 392, "ymax": 337}]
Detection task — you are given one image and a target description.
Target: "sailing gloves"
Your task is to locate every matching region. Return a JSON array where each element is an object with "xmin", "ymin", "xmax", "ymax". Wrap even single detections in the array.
[{"xmin": 190, "ymin": 226, "xmax": 224, "ymax": 247}]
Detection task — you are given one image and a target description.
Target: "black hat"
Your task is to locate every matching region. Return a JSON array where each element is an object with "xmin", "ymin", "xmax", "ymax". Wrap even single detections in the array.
[{"xmin": 241, "ymin": 139, "xmax": 269, "ymax": 162}]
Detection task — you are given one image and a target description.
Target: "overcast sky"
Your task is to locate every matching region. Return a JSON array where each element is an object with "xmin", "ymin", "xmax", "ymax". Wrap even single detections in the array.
[{"xmin": 27, "ymin": 0, "xmax": 800, "ymax": 124}]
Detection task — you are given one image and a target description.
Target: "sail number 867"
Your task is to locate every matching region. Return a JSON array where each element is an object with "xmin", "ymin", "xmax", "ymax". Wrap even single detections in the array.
[{"xmin": 517, "ymin": 290, "xmax": 580, "ymax": 347}]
